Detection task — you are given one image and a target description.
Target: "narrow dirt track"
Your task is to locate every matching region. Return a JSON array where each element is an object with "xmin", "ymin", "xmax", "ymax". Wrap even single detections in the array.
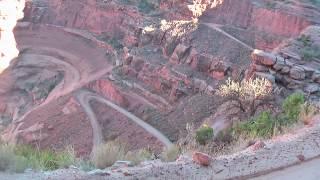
[
  {"xmin": 202, "ymin": 23, "xmax": 254, "ymax": 51},
  {"xmin": 75, "ymin": 90, "xmax": 173, "ymax": 149}
]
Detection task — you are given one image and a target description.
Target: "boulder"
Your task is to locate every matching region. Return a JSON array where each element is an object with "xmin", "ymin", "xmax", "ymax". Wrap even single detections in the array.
[
  {"xmin": 290, "ymin": 66, "xmax": 306, "ymax": 80},
  {"xmin": 273, "ymin": 57, "xmax": 286, "ymax": 71},
  {"xmin": 192, "ymin": 152, "xmax": 211, "ymax": 166},
  {"xmin": 252, "ymin": 64, "xmax": 269, "ymax": 72},
  {"xmin": 304, "ymin": 84, "xmax": 320, "ymax": 94},
  {"xmin": 312, "ymin": 72, "xmax": 320, "ymax": 83},
  {"xmin": 280, "ymin": 66, "xmax": 291, "ymax": 74},
  {"xmin": 254, "ymin": 72, "xmax": 275, "ymax": 83},
  {"xmin": 252, "ymin": 50, "xmax": 277, "ymax": 66}
]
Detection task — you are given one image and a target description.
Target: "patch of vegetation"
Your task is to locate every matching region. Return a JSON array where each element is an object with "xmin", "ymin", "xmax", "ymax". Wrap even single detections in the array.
[
  {"xmin": 195, "ymin": 125, "xmax": 214, "ymax": 145},
  {"xmin": 233, "ymin": 92, "xmax": 306, "ymax": 139},
  {"xmin": 91, "ymin": 141, "xmax": 154, "ymax": 169},
  {"xmin": 300, "ymin": 45, "xmax": 320, "ymax": 61},
  {"xmin": 14, "ymin": 145, "xmax": 76, "ymax": 171},
  {"xmin": 217, "ymin": 77, "xmax": 273, "ymax": 118},
  {"xmin": 266, "ymin": 1, "xmax": 277, "ymax": 9},
  {"xmin": 282, "ymin": 92, "xmax": 305, "ymax": 123},
  {"xmin": 160, "ymin": 145, "xmax": 180, "ymax": 162},
  {"xmin": 298, "ymin": 34, "xmax": 312, "ymax": 47},
  {"xmin": 233, "ymin": 111, "xmax": 276, "ymax": 138},
  {"xmin": 299, "ymin": 102, "xmax": 318, "ymax": 125},
  {"xmin": 0, "ymin": 143, "xmax": 76, "ymax": 173},
  {"xmin": 125, "ymin": 148, "xmax": 152, "ymax": 165},
  {"xmin": 91, "ymin": 141, "xmax": 127, "ymax": 169},
  {"xmin": 138, "ymin": 0, "xmax": 156, "ymax": 13}
]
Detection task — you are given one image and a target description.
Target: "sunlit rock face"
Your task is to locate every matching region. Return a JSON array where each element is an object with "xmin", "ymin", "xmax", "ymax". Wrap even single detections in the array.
[{"xmin": 0, "ymin": 0, "xmax": 25, "ymax": 73}]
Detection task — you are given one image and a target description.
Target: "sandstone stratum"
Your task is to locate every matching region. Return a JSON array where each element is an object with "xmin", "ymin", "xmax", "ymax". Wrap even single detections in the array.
[{"xmin": 0, "ymin": 0, "xmax": 319, "ymax": 179}]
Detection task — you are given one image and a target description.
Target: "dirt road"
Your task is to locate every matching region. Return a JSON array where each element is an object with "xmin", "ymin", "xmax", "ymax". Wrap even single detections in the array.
[{"xmin": 75, "ymin": 90, "xmax": 173, "ymax": 148}]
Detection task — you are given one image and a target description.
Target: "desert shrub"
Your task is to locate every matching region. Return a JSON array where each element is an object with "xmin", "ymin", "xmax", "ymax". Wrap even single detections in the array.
[
  {"xmin": 138, "ymin": 0, "xmax": 156, "ymax": 13},
  {"xmin": 0, "ymin": 144, "xmax": 16, "ymax": 172},
  {"xmin": 214, "ymin": 129, "xmax": 234, "ymax": 144},
  {"xmin": 14, "ymin": 145, "xmax": 77, "ymax": 171},
  {"xmin": 233, "ymin": 111, "xmax": 276, "ymax": 138},
  {"xmin": 125, "ymin": 148, "xmax": 152, "ymax": 165},
  {"xmin": 91, "ymin": 141, "xmax": 127, "ymax": 169},
  {"xmin": 195, "ymin": 125, "xmax": 214, "ymax": 145},
  {"xmin": 218, "ymin": 77, "xmax": 273, "ymax": 118},
  {"xmin": 74, "ymin": 159, "xmax": 95, "ymax": 172},
  {"xmin": 266, "ymin": 1, "xmax": 276, "ymax": 9},
  {"xmin": 299, "ymin": 102, "xmax": 318, "ymax": 125},
  {"xmin": 298, "ymin": 34, "xmax": 312, "ymax": 47},
  {"xmin": 55, "ymin": 146, "xmax": 77, "ymax": 168},
  {"xmin": 300, "ymin": 45, "xmax": 320, "ymax": 61},
  {"xmin": 160, "ymin": 145, "xmax": 180, "ymax": 162},
  {"xmin": 282, "ymin": 92, "xmax": 305, "ymax": 123}
]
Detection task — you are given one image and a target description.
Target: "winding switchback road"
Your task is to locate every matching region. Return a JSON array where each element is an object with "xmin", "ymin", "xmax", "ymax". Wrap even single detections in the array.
[
  {"xmin": 75, "ymin": 90, "xmax": 173, "ymax": 148},
  {"xmin": 202, "ymin": 23, "xmax": 254, "ymax": 51}
]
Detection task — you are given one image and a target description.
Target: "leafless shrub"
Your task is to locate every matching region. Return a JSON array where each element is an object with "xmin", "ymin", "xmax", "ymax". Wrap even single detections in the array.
[{"xmin": 217, "ymin": 77, "xmax": 273, "ymax": 118}]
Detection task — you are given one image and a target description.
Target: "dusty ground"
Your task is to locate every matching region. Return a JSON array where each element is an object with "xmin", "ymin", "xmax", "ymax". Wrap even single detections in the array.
[
  {"xmin": 0, "ymin": 118, "xmax": 319, "ymax": 180},
  {"xmin": 0, "ymin": 1, "xmax": 320, "ymax": 179}
]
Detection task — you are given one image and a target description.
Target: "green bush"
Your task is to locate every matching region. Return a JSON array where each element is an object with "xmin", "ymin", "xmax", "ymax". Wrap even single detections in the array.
[
  {"xmin": 233, "ymin": 111, "xmax": 276, "ymax": 138},
  {"xmin": 282, "ymin": 92, "xmax": 305, "ymax": 123},
  {"xmin": 195, "ymin": 125, "xmax": 214, "ymax": 145},
  {"xmin": 14, "ymin": 145, "xmax": 76, "ymax": 171}
]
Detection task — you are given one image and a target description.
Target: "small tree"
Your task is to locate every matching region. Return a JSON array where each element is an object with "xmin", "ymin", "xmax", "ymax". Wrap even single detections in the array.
[{"xmin": 217, "ymin": 77, "xmax": 273, "ymax": 118}]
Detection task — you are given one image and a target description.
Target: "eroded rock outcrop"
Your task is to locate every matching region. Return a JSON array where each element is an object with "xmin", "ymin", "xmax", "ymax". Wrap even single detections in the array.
[
  {"xmin": 249, "ymin": 26, "xmax": 320, "ymax": 96},
  {"xmin": 0, "ymin": 0, "xmax": 25, "ymax": 72}
]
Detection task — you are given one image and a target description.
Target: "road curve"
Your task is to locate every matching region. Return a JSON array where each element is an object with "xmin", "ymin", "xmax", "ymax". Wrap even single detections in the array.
[{"xmin": 75, "ymin": 90, "xmax": 173, "ymax": 149}]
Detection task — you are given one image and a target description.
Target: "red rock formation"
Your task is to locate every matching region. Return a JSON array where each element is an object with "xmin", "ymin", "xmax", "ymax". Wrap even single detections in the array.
[
  {"xmin": 192, "ymin": 151, "xmax": 211, "ymax": 166},
  {"xmin": 87, "ymin": 79, "xmax": 129, "ymax": 107},
  {"xmin": 24, "ymin": 0, "xmax": 142, "ymax": 47},
  {"xmin": 202, "ymin": 0, "xmax": 317, "ymax": 36}
]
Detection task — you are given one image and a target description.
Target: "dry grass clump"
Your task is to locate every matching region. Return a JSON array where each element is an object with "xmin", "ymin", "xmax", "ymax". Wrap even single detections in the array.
[
  {"xmin": 91, "ymin": 141, "xmax": 127, "ymax": 169},
  {"xmin": 299, "ymin": 102, "xmax": 319, "ymax": 125},
  {"xmin": 160, "ymin": 145, "xmax": 180, "ymax": 162},
  {"xmin": 0, "ymin": 143, "xmax": 76, "ymax": 173},
  {"xmin": 124, "ymin": 148, "xmax": 152, "ymax": 165},
  {"xmin": 91, "ymin": 141, "xmax": 154, "ymax": 169}
]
